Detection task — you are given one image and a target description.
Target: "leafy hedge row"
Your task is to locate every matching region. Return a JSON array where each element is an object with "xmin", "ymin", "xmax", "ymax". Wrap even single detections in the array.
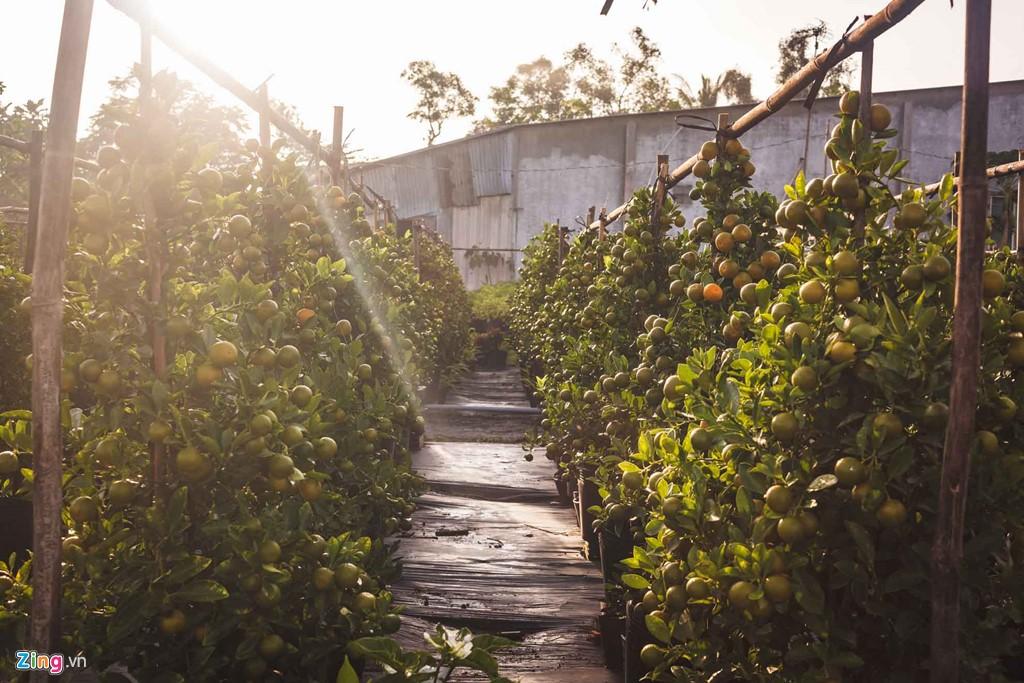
[
  {"xmin": 511, "ymin": 93, "xmax": 1024, "ymax": 682},
  {"xmin": 0, "ymin": 75, "xmax": 487, "ymax": 682}
]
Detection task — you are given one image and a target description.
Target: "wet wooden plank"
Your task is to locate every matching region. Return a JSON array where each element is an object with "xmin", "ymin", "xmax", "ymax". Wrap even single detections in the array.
[{"xmin": 391, "ymin": 369, "xmax": 615, "ymax": 682}]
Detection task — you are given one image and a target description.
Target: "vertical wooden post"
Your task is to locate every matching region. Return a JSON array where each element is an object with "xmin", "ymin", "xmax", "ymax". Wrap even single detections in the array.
[
  {"xmin": 139, "ymin": 8, "xmax": 152, "ymax": 108},
  {"xmin": 858, "ymin": 31, "xmax": 875, "ymax": 126},
  {"xmin": 651, "ymin": 154, "xmax": 669, "ymax": 226},
  {"xmin": 952, "ymin": 151, "xmax": 962, "ymax": 228},
  {"xmin": 556, "ymin": 219, "xmax": 563, "ymax": 264},
  {"xmin": 412, "ymin": 220, "xmax": 422, "ymax": 271},
  {"xmin": 258, "ymin": 84, "xmax": 271, "ymax": 176},
  {"xmin": 599, "ymin": 208, "xmax": 608, "ymax": 241},
  {"xmin": 331, "ymin": 106, "xmax": 344, "ymax": 188},
  {"xmin": 1016, "ymin": 150, "xmax": 1023, "ymax": 256},
  {"xmin": 24, "ymin": 129, "xmax": 44, "ymax": 273},
  {"xmin": 139, "ymin": 11, "xmax": 165, "ymax": 500},
  {"xmin": 29, "ymin": 2, "xmax": 94, "ymax": 674},
  {"xmin": 930, "ymin": 2, "xmax": 991, "ymax": 682},
  {"xmin": 586, "ymin": 206, "xmax": 595, "ymax": 229},
  {"xmin": 311, "ymin": 130, "xmax": 322, "ymax": 185}
]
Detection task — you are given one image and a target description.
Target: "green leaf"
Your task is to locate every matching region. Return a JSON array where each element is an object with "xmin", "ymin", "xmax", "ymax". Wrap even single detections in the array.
[
  {"xmin": 881, "ymin": 292, "xmax": 908, "ymax": 336},
  {"xmin": 170, "ymin": 579, "xmax": 229, "ymax": 603},
  {"xmin": 336, "ymin": 657, "xmax": 359, "ymax": 683},
  {"xmin": 792, "ymin": 568, "xmax": 825, "ymax": 615},
  {"xmin": 844, "ymin": 521, "xmax": 876, "ymax": 569},
  {"xmin": 166, "ymin": 486, "xmax": 188, "ymax": 532},
  {"xmin": 645, "ymin": 613, "xmax": 671, "ymax": 644},
  {"xmin": 621, "ymin": 573, "xmax": 650, "ymax": 590},
  {"xmin": 349, "ymin": 636, "xmax": 405, "ymax": 670}
]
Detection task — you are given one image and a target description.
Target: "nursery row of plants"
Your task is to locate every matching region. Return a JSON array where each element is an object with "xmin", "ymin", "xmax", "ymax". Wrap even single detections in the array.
[
  {"xmin": 510, "ymin": 92, "xmax": 1024, "ymax": 682},
  {"xmin": 0, "ymin": 73, "xmax": 517, "ymax": 682}
]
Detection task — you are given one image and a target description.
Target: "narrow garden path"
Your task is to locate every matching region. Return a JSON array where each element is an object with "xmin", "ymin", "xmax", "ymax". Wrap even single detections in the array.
[{"xmin": 393, "ymin": 369, "xmax": 616, "ymax": 682}]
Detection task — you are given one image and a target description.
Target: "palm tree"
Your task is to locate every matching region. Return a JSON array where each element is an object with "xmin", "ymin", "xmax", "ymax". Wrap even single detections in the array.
[{"xmin": 675, "ymin": 69, "xmax": 753, "ymax": 108}]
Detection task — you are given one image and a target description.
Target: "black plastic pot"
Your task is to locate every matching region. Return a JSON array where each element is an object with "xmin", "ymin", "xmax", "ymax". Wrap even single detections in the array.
[
  {"xmin": 571, "ymin": 490, "xmax": 581, "ymax": 528},
  {"xmin": 598, "ymin": 605, "xmax": 625, "ymax": 672},
  {"xmin": 578, "ymin": 474, "xmax": 601, "ymax": 559},
  {"xmin": 623, "ymin": 600, "xmax": 653, "ymax": 683},
  {"xmin": 598, "ymin": 528, "xmax": 634, "ymax": 583},
  {"xmin": 0, "ymin": 498, "xmax": 33, "ymax": 561},
  {"xmin": 553, "ymin": 473, "xmax": 570, "ymax": 505}
]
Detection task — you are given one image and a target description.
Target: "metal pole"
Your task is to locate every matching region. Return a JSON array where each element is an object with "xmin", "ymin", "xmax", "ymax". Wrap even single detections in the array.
[
  {"xmin": 25, "ymin": 129, "xmax": 43, "ymax": 273},
  {"xmin": 930, "ymin": 2, "xmax": 991, "ymax": 682},
  {"xmin": 29, "ymin": 2, "xmax": 94, "ymax": 675}
]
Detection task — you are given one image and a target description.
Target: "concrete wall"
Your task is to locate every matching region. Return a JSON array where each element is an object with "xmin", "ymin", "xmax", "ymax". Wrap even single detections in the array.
[{"xmin": 357, "ymin": 81, "xmax": 1024, "ymax": 289}]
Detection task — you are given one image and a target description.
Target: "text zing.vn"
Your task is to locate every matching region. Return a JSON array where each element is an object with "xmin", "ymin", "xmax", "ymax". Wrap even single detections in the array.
[{"xmin": 15, "ymin": 651, "xmax": 87, "ymax": 675}]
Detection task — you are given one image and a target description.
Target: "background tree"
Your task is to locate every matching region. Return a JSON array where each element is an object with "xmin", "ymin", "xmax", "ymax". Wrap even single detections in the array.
[
  {"xmin": 478, "ymin": 27, "xmax": 679, "ymax": 129},
  {"xmin": 0, "ymin": 82, "xmax": 47, "ymax": 206},
  {"xmin": 777, "ymin": 20, "xmax": 853, "ymax": 97},
  {"xmin": 675, "ymin": 69, "xmax": 753, "ymax": 108},
  {"xmin": 82, "ymin": 68, "xmax": 248, "ymax": 163},
  {"xmin": 402, "ymin": 60, "xmax": 477, "ymax": 146}
]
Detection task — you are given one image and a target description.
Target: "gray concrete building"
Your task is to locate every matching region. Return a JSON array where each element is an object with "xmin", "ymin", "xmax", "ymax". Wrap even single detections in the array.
[{"xmin": 354, "ymin": 80, "xmax": 1024, "ymax": 289}]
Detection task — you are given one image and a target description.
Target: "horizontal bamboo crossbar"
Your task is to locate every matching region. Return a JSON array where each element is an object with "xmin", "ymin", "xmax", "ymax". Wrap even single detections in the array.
[
  {"xmin": 0, "ymin": 134, "xmax": 30, "ymax": 153},
  {"xmin": 105, "ymin": 0, "xmax": 338, "ymax": 165},
  {"xmin": 922, "ymin": 158, "xmax": 1024, "ymax": 196},
  {"xmin": 0, "ymin": 133, "xmax": 98, "ymax": 170},
  {"xmin": 588, "ymin": 0, "xmax": 927, "ymax": 229}
]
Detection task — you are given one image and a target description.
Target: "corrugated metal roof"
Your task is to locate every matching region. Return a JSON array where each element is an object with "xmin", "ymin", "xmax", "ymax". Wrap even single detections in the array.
[{"xmin": 467, "ymin": 134, "xmax": 512, "ymax": 196}]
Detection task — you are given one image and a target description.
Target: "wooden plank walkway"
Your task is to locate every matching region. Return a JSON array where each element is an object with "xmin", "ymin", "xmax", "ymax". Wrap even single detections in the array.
[{"xmin": 394, "ymin": 369, "xmax": 616, "ymax": 682}]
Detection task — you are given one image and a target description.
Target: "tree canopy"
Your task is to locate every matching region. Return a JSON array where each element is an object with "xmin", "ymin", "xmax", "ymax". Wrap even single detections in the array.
[{"xmin": 402, "ymin": 60, "xmax": 477, "ymax": 146}]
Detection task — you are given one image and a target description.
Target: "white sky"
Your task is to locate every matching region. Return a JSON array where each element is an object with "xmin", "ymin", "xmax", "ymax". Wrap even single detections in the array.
[{"xmin": 2, "ymin": 1, "xmax": 1023, "ymax": 160}]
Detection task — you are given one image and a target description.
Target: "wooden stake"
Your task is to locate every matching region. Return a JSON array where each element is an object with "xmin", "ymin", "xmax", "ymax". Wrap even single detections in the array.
[
  {"xmin": 24, "ymin": 129, "xmax": 43, "ymax": 273},
  {"xmin": 1016, "ymin": 150, "xmax": 1023, "ymax": 257},
  {"xmin": 586, "ymin": 206, "xmax": 595, "ymax": 229},
  {"xmin": 931, "ymin": 2, "xmax": 991, "ymax": 681},
  {"xmin": 651, "ymin": 153, "xmax": 669, "ymax": 226},
  {"xmin": 556, "ymin": 220, "xmax": 563, "ymax": 264},
  {"xmin": 599, "ymin": 208, "xmax": 608, "ymax": 241},
  {"xmin": 858, "ymin": 33, "xmax": 875, "ymax": 126},
  {"xmin": 29, "ymin": 2, "xmax": 94, "ymax": 673},
  {"xmin": 331, "ymin": 106, "xmax": 344, "ymax": 187},
  {"xmin": 139, "ymin": 13, "xmax": 165, "ymax": 500}
]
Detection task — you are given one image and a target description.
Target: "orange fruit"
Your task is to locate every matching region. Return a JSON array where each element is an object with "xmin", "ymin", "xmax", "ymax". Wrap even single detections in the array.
[{"xmin": 703, "ymin": 283, "xmax": 723, "ymax": 303}]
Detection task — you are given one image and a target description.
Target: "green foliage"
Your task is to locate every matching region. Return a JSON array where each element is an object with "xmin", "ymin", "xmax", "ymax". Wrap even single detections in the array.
[
  {"xmin": 401, "ymin": 60, "xmax": 477, "ymax": 146},
  {"xmin": 511, "ymin": 98, "xmax": 1024, "ymax": 681},
  {"xmin": 0, "ymin": 72, "xmax": 471, "ymax": 681},
  {"xmin": 469, "ymin": 281, "xmax": 517, "ymax": 322},
  {"xmin": 0, "ymin": 223, "xmax": 30, "ymax": 412}
]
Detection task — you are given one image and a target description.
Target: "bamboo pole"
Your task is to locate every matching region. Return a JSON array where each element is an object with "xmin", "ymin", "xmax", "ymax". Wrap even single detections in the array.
[
  {"xmin": 25, "ymin": 130, "xmax": 43, "ymax": 273},
  {"xmin": 0, "ymin": 134, "xmax": 98, "ymax": 170},
  {"xmin": 651, "ymin": 154, "xmax": 669, "ymax": 225},
  {"xmin": 858, "ymin": 34, "xmax": 875, "ymax": 126},
  {"xmin": 930, "ymin": 1, "xmax": 991, "ymax": 681},
  {"xmin": 105, "ymin": 0, "xmax": 334, "ymax": 162},
  {"xmin": 588, "ymin": 0, "xmax": 927, "ymax": 229},
  {"xmin": 1017, "ymin": 150, "xmax": 1024, "ymax": 256},
  {"xmin": 922, "ymin": 158, "xmax": 1024, "ymax": 196},
  {"xmin": 0, "ymin": 134, "xmax": 31, "ymax": 153},
  {"xmin": 29, "ymin": 2, "xmax": 94, "ymax": 675},
  {"xmin": 138, "ymin": 11, "xmax": 166, "ymax": 500},
  {"xmin": 331, "ymin": 106, "xmax": 344, "ymax": 187}
]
